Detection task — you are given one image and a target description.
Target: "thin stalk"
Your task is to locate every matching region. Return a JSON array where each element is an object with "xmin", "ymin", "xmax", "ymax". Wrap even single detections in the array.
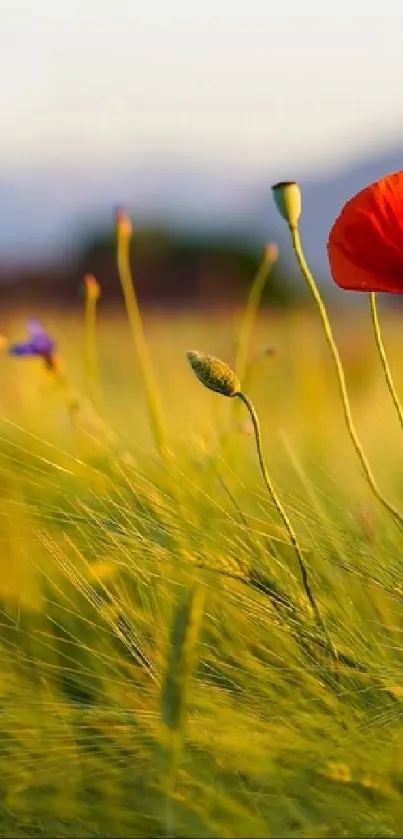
[
  {"xmin": 84, "ymin": 274, "xmax": 103, "ymax": 408},
  {"xmin": 237, "ymin": 389, "xmax": 338, "ymax": 663},
  {"xmin": 116, "ymin": 217, "xmax": 167, "ymax": 458},
  {"xmin": 161, "ymin": 583, "xmax": 205, "ymax": 837},
  {"xmin": 234, "ymin": 246, "xmax": 277, "ymax": 383},
  {"xmin": 289, "ymin": 223, "xmax": 403, "ymax": 530},
  {"xmin": 369, "ymin": 291, "xmax": 403, "ymax": 431}
]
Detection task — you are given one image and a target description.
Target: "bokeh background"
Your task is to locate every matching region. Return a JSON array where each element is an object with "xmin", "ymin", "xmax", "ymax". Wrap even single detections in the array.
[
  {"xmin": 1, "ymin": 0, "xmax": 403, "ymax": 313},
  {"xmin": 2, "ymin": 8, "xmax": 403, "ymax": 838}
]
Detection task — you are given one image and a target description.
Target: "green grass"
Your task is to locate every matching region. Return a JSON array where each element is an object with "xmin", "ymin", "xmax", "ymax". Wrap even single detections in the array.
[{"xmin": 1, "ymin": 305, "xmax": 403, "ymax": 837}]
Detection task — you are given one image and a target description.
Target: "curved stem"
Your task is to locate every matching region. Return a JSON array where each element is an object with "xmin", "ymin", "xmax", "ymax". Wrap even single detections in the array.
[
  {"xmin": 369, "ymin": 291, "xmax": 403, "ymax": 431},
  {"xmin": 117, "ymin": 228, "xmax": 167, "ymax": 459},
  {"xmin": 235, "ymin": 254, "xmax": 274, "ymax": 383},
  {"xmin": 290, "ymin": 224, "xmax": 403, "ymax": 530},
  {"xmin": 237, "ymin": 390, "xmax": 338, "ymax": 662}
]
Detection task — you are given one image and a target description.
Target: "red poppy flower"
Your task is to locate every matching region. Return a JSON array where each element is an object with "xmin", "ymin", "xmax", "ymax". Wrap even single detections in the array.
[{"xmin": 327, "ymin": 170, "xmax": 403, "ymax": 293}]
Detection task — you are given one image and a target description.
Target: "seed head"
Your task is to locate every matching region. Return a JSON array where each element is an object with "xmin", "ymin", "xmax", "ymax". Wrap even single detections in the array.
[
  {"xmin": 84, "ymin": 273, "xmax": 101, "ymax": 302},
  {"xmin": 271, "ymin": 181, "xmax": 301, "ymax": 227},
  {"xmin": 264, "ymin": 242, "xmax": 279, "ymax": 265},
  {"xmin": 115, "ymin": 207, "xmax": 132, "ymax": 240},
  {"xmin": 186, "ymin": 351, "xmax": 241, "ymax": 397}
]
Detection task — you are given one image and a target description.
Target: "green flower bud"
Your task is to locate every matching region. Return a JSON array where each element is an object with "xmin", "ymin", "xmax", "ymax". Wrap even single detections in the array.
[
  {"xmin": 271, "ymin": 181, "xmax": 301, "ymax": 227},
  {"xmin": 186, "ymin": 351, "xmax": 240, "ymax": 397}
]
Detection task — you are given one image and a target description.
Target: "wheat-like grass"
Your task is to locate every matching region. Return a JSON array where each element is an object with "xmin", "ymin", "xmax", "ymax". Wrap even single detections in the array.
[
  {"xmin": 187, "ymin": 350, "xmax": 337, "ymax": 662},
  {"xmin": 160, "ymin": 582, "xmax": 205, "ymax": 836}
]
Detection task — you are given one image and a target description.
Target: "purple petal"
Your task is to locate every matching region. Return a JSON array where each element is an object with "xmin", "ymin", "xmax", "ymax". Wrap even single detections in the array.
[
  {"xmin": 33, "ymin": 337, "xmax": 55, "ymax": 355},
  {"xmin": 26, "ymin": 319, "xmax": 48, "ymax": 339},
  {"xmin": 26, "ymin": 320, "xmax": 56, "ymax": 355},
  {"xmin": 9, "ymin": 341, "xmax": 38, "ymax": 357}
]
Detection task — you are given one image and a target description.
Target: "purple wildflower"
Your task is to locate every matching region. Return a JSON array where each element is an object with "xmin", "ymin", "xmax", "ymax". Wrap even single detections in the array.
[{"xmin": 9, "ymin": 320, "xmax": 56, "ymax": 368}]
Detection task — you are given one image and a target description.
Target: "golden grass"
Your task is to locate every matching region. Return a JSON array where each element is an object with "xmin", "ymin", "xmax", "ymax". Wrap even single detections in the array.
[{"xmin": 0, "ymin": 304, "xmax": 402, "ymax": 836}]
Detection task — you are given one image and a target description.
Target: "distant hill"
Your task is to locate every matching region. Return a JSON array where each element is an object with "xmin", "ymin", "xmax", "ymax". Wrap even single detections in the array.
[{"xmin": 0, "ymin": 143, "xmax": 402, "ymax": 296}]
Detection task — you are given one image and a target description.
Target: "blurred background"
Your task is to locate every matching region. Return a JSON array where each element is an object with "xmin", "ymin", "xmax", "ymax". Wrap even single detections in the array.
[{"xmin": 0, "ymin": 0, "xmax": 402, "ymax": 312}]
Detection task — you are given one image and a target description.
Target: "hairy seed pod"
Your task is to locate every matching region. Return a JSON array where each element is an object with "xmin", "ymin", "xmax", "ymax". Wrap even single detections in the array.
[{"xmin": 186, "ymin": 351, "xmax": 240, "ymax": 397}]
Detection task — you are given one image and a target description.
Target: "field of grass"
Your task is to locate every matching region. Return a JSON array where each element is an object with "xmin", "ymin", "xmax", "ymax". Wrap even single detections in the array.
[{"xmin": 2, "ymin": 301, "xmax": 403, "ymax": 838}]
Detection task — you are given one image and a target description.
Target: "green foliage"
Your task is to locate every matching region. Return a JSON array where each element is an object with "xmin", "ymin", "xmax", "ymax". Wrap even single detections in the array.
[{"xmin": 1, "ymin": 308, "xmax": 403, "ymax": 837}]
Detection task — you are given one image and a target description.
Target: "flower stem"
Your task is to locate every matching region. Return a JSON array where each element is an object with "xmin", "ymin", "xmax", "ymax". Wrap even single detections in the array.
[
  {"xmin": 369, "ymin": 291, "xmax": 403, "ymax": 431},
  {"xmin": 84, "ymin": 286, "xmax": 102, "ymax": 409},
  {"xmin": 234, "ymin": 250, "xmax": 275, "ymax": 384},
  {"xmin": 289, "ymin": 224, "xmax": 403, "ymax": 530},
  {"xmin": 237, "ymin": 389, "xmax": 338, "ymax": 662},
  {"xmin": 116, "ymin": 225, "xmax": 168, "ymax": 459}
]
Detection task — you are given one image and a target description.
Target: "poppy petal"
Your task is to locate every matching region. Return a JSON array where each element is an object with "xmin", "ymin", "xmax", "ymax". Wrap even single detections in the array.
[
  {"xmin": 327, "ymin": 171, "xmax": 403, "ymax": 293},
  {"xmin": 327, "ymin": 237, "xmax": 403, "ymax": 293}
]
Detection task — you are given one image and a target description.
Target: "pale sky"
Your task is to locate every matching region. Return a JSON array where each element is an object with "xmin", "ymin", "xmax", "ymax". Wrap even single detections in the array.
[{"xmin": 1, "ymin": 0, "xmax": 403, "ymax": 178}]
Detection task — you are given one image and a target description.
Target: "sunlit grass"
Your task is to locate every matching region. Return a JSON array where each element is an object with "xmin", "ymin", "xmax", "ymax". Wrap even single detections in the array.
[{"xmin": 1, "ymin": 306, "xmax": 403, "ymax": 837}]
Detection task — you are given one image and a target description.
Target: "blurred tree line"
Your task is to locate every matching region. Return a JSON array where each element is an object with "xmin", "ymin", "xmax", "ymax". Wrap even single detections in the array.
[{"xmin": 0, "ymin": 226, "xmax": 306, "ymax": 310}]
